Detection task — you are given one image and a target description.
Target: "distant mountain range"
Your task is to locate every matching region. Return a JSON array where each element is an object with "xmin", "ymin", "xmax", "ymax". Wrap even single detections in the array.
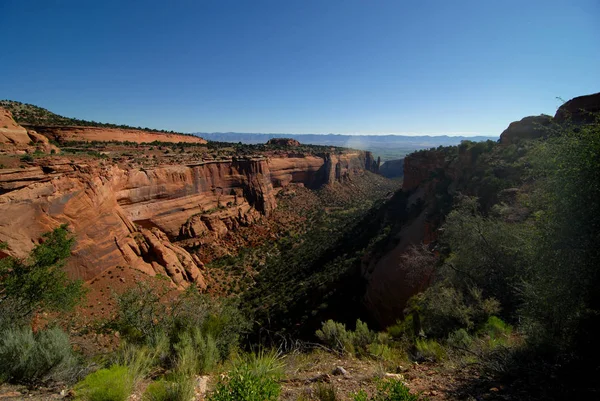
[{"xmin": 195, "ymin": 132, "xmax": 498, "ymax": 161}]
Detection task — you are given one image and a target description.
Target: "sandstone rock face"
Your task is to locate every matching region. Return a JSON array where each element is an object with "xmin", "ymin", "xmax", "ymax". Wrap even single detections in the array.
[
  {"xmin": 0, "ymin": 162, "xmax": 205, "ymax": 289},
  {"xmin": 0, "ymin": 151, "xmax": 373, "ymax": 287},
  {"xmin": 269, "ymin": 152, "xmax": 374, "ymax": 189},
  {"xmin": 554, "ymin": 92, "xmax": 600, "ymax": 124},
  {"xmin": 0, "ymin": 108, "xmax": 30, "ymax": 145},
  {"xmin": 114, "ymin": 158, "xmax": 276, "ymax": 238},
  {"xmin": 0, "ymin": 108, "xmax": 60, "ymax": 153},
  {"xmin": 25, "ymin": 125, "xmax": 207, "ymax": 144},
  {"xmin": 499, "ymin": 115, "xmax": 553, "ymax": 145}
]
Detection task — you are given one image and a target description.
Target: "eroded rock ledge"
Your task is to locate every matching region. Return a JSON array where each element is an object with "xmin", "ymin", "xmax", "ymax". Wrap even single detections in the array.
[{"xmin": 0, "ymin": 151, "xmax": 376, "ymax": 289}]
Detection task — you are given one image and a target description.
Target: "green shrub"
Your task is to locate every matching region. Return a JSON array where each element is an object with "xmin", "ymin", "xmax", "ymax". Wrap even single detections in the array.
[
  {"xmin": 113, "ymin": 283, "xmax": 248, "ymax": 367},
  {"xmin": 409, "ymin": 283, "xmax": 500, "ymax": 339},
  {"xmin": 207, "ymin": 351, "xmax": 282, "ymax": 401},
  {"xmin": 446, "ymin": 329, "xmax": 472, "ymax": 349},
  {"xmin": 368, "ymin": 343, "xmax": 394, "ymax": 362},
  {"xmin": 480, "ymin": 316, "xmax": 512, "ymax": 339},
  {"xmin": 74, "ymin": 365, "xmax": 133, "ymax": 401},
  {"xmin": 111, "ymin": 344, "xmax": 158, "ymax": 382},
  {"xmin": 0, "ymin": 225, "xmax": 85, "ymax": 329},
  {"xmin": 143, "ymin": 374, "xmax": 195, "ymax": 401},
  {"xmin": 195, "ymin": 331, "xmax": 219, "ymax": 373},
  {"xmin": 387, "ymin": 317, "xmax": 413, "ymax": 340},
  {"xmin": 315, "ymin": 320, "xmax": 354, "ymax": 354},
  {"xmin": 352, "ymin": 379, "xmax": 424, "ymax": 401},
  {"xmin": 0, "ymin": 326, "xmax": 79, "ymax": 384},
  {"xmin": 353, "ymin": 319, "xmax": 377, "ymax": 354},
  {"xmin": 316, "ymin": 319, "xmax": 386, "ymax": 357},
  {"xmin": 414, "ymin": 339, "xmax": 446, "ymax": 362}
]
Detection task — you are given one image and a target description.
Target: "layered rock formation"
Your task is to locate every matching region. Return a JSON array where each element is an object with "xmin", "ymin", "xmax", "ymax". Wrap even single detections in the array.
[
  {"xmin": 0, "ymin": 149, "xmax": 376, "ymax": 289},
  {"xmin": 25, "ymin": 124, "xmax": 207, "ymax": 144},
  {"xmin": 0, "ymin": 108, "xmax": 59, "ymax": 153}
]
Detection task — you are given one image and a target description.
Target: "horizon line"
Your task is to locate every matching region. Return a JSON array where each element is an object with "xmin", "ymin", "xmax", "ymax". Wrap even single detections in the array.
[{"xmin": 193, "ymin": 131, "xmax": 499, "ymax": 138}]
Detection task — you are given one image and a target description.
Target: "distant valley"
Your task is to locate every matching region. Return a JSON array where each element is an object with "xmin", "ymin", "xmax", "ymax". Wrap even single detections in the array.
[{"xmin": 196, "ymin": 132, "xmax": 497, "ymax": 162}]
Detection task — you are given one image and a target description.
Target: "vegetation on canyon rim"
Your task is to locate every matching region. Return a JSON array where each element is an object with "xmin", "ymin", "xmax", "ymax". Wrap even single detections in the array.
[{"xmin": 0, "ymin": 105, "xmax": 598, "ymax": 400}]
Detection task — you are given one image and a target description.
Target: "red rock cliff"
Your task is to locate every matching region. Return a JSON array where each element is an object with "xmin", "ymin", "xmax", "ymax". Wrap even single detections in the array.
[{"xmin": 0, "ymin": 150, "xmax": 374, "ymax": 289}]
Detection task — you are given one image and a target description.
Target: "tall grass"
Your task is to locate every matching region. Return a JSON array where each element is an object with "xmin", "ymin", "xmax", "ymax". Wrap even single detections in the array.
[
  {"xmin": 143, "ymin": 374, "xmax": 195, "ymax": 401},
  {"xmin": 207, "ymin": 350, "xmax": 283, "ymax": 401},
  {"xmin": 74, "ymin": 365, "xmax": 133, "ymax": 401}
]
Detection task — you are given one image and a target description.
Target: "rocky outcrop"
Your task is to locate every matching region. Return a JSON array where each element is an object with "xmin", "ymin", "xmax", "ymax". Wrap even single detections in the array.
[
  {"xmin": 0, "ymin": 108, "xmax": 30, "ymax": 145},
  {"xmin": 499, "ymin": 115, "xmax": 553, "ymax": 145},
  {"xmin": 402, "ymin": 151, "xmax": 447, "ymax": 191},
  {"xmin": 0, "ymin": 150, "xmax": 374, "ymax": 288},
  {"xmin": 25, "ymin": 124, "xmax": 207, "ymax": 144},
  {"xmin": 0, "ymin": 108, "xmax": 59, "ymax": 153},
  {"xmin": 269, "ymin": 152, "xmax": 376, "ymax": 189},
  {"xmin": 0, "ymin": 162, "xmax": 206, "ymax": 289},
  {"xmin": 266, "ymin": 138, "xmax": 301, "ymax": 146},
  {"xmin": 554, "ymin": 92, "xmax": 600, "ymax": 124},
  {"xmin": 112, "ymin": 158, "xmax": 276, "ymax": 238}
]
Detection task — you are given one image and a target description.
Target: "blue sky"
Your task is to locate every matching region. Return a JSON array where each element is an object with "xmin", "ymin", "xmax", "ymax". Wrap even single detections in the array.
[{"xmin": 1, "ymin": 0, "xmax": 598, "ymax": 136}]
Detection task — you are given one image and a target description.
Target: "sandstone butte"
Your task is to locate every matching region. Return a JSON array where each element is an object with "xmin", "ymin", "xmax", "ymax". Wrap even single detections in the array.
[{"xmin": 0, "ymin": 107, "xmax": 378, "ymax": 291}]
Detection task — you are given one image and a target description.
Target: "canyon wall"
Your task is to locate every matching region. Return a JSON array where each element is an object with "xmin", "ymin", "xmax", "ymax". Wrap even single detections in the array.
[
  {"xmin": 0, "ymin": 149, "xmax": 376, "ymax": 289},
  {"xmin": 25, "ymin": 124, "xmax": 207, "ymax": 144}
]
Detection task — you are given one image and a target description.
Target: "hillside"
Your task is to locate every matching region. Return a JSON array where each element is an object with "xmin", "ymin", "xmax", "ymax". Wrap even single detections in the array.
[
  {"xmin": 0, "ymin": 100, "xmax": 206, "ymax": 144},
  {"xmin": 1, "ymin": 100, "xmax": 186, "ymax": 134}
]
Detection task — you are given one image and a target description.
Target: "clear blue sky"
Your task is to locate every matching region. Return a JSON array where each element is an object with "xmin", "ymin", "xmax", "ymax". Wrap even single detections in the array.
[{"xmin": 1, "ymin": 0, "xmax": 598, "ymax": 136}]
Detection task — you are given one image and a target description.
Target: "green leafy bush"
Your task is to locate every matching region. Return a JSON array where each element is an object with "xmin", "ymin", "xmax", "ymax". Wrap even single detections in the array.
[
  {"xmin": 315, "ymin": 319, "xmax": 380, "ymax": 356},
  {"xmin": 410, "ymin": 283, "xmax": 500, "ymax": 339},
  {"xmin": 353, "ymin": 319, "xmax": 377, "ymax": 353},
  {"xmin": 0, "ymin": 326, "xmax": 80, "ymax": 384},
  {"xmin": 315, "ymin": 320, "xmax": 354, "ymax": 354},
  {"xmin": 74, "ymin": 365, "xmax": 133, "ymax": 401}
]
